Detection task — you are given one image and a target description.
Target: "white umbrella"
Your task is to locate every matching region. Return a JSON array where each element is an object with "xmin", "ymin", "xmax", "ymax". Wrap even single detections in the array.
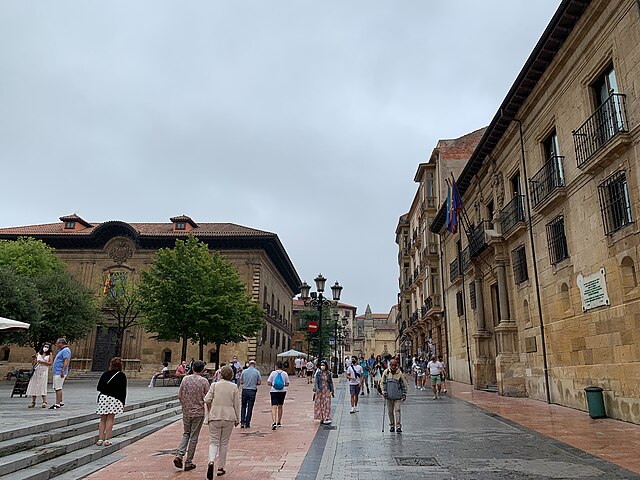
[
  {"xmin": 276, "ymin": 349, "xmax": 307, "ymax": 358},
  {"xmin": 0, "ymin": 317, "xmax": 30, "ymax": 332}
]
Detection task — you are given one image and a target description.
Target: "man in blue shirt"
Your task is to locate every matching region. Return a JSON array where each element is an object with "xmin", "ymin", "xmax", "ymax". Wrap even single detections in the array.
[
  {"xmin": 239, "ymin": 360, "xmax": 262, "ymax": 428},
  {"xmin": 50, "ymin": 338, "xmax": 71, "ymax": 410}
]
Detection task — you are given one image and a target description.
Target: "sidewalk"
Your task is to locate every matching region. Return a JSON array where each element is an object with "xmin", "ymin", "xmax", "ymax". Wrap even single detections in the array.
[
  {"xmin": 85, "ymin": 375, "xmax": 319, "ymax": 480},
  {"xmin": 447, "ymin": 380, "xmax": 640, "ymax": 475}
]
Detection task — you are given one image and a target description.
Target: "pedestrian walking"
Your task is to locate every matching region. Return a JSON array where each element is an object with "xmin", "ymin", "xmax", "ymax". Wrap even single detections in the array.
[
  {"xmin": 96, "ymin": 357, "xmax": 127, "ymax": 446},
  {"xmin": 294, "ymin": 357, "xmax": 303, "ymax": 377},
  {"xmin": 427, "ymin": 355, "xmax": 444, "ymax": 399},
  {"xmin": 438, "ymin": 355, "xmax": 448, "ymax": 394},
  {"xmin": 372, "ymin": 355, "xmax": 384, "ymax": 392},
  {"xmin": 230, "ymin": 356, "xmax": 243, "ymax": 385},
  {"xmin": 267, "ymin": 361, "xmax": 290, "ymax": 429},
  {"xmin": 204, "ymin": 366, "xmax": 240, "ymax": 479},
  {"xmin": 313, "ymin": 360, "xmax": 334, "ymax": 424},
  {"xmin": 301, "ymin": 358, "xmax": 307, "ymax": 378},
  {"xmin": 367, "ymin": 354, "xmax": 376, "ymax": 390},
  {"xmin": 26, "ymin": 342, "xmax": 52, "ymax": 408},
  {"xmin": 380, "ymin": 359, "xmax": 408, "ymax": 433},
  {"xmin": 305, "ymin": 359, "xmax": 315, "ymax": 384},
  {"xmin": 49, "ymin": 338, "xmax": 71, "ymax": 410},
  {"xmin": 346, "ymin": 355, "xmax": 364, "ymax": 413},
  {"xmin": 240, "ymin": 360, "xmax": 261, "ymax": 428},
  {"xmin": 173, "ymin": 360, "xmax": 209, "ymax": 472},
  {"xmin": 358, "ymin": 356, "xmax": 370, "ymax": 395}
]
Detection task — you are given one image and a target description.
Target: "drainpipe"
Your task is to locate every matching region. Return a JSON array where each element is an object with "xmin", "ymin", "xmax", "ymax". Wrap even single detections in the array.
[
  {"xmin": 438, "ymin": 237, "xmax": 451, "ymax": 378},
  {"xmin": 512, "ymin": 117, "xmax": 552, "ymax": 404}
]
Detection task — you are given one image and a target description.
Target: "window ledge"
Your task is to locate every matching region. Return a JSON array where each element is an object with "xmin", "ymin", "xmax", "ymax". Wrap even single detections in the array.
[
  {"xmin": 532, "ymin": 187, "xmax": 567, "ymax": 214},
  {"xmin": 502, "ymin": 221, "xmax": 527, "ymax": 241},
  {"xmin": 578, "ymin": 132, "xmax": 632, "ymax": 174},
  {"xmin": 605, "ymin": 222, "xmax": 636, "ymax": 247}
]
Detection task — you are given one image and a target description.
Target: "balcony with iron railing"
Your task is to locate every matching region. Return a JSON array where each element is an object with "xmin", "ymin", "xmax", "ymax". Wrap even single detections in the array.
[
  {"xmin": 530, "ymin": 155, "xmax": 566, "ymax": 211},
  {"xmin": 573, "ymin": 93, "xmax": 631, "ymax": 173},
  {"xmin": 450, "ymin": 258, "xmax": 459, "ymax": 283},
  {"xmin": 411, "ymin": 311, "xmax": 419, "ymax": 325},
  {"xmin": 425, "ymin": 294, "xmax": 442, "ymax": 314},
  {"xmin": 500, "ymin": 195, "xmax": 526, "ymax": 237},
  {"xmin": 421, "ymin": 305, "xmax": 427, "ymax": 319},
  {"xmin": 460, "ymin": 246, "xmax": 470, "ymax": 273},
  {"xmin": 469, "ymin": 221, "xmax": 489, "ymax": 258}
]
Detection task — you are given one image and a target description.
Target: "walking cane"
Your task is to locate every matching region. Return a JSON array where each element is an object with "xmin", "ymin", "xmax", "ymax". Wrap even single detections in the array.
[{"xmin": 381, "ymin": 395, "xmax": 386, "ymax": 433}]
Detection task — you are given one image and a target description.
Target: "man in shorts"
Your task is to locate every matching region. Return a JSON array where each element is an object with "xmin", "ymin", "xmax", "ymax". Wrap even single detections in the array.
[
  {"xmin": 267, "ymin": 362, "xmax": 290, "ymax": 430},
  {"xmin": 50, "ymin": 338, "xmax": 71, "ymax": 410},
  {"xmin": 346, "ymin": 355, "xmax": 364, "ymax": 413},
  {"xmin": 305, "ymin": 359, "xmax": 315, "ymax": 384},
  {"xmin": 438, "ymin": 355, "xmax": 448, "ymax": 394},
  {"xmin": 426, "ymin": 355, "xmax": 444, "ymax": 400},
  {"xmin": 294, "ymin": 357, "xmax": 303, "ymax": 377}
]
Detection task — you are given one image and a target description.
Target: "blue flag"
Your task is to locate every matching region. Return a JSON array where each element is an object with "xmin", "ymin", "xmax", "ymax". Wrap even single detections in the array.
[{"xmin": 445, "ymin": 179, "xmax": 463, "ymax": 234}]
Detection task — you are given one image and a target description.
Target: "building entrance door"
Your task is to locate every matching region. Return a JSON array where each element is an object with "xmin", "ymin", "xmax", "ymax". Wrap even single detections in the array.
[{"xmin": 92, "ymin": 327, "xmax": 118, "ymax": 371}]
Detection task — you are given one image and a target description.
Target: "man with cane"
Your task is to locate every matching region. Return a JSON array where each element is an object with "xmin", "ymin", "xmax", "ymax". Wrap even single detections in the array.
[{"xmin": 380, "ymin": 359, "xmax": 408, "ymax": 433}]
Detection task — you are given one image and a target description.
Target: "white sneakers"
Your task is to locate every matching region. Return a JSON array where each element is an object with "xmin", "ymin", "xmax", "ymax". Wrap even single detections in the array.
[{"xmin": 350, "ymin": 407, "xmax": 359, "ymax": 413}]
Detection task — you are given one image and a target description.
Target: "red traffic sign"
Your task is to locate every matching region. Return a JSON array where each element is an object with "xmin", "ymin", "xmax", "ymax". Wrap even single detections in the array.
[{"xmin": 308, "ymin": 321, "xmax": 319, "ymax": 333}]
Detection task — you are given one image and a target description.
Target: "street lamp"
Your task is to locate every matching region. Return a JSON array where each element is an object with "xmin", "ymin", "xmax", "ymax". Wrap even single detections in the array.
[
  {"xmin": 332, "ymin": 313, "xmax": 340, "ymax": 378},
  {"xmin": 300, "ymin": 274, "xmax": 342, "ymax": 364}
]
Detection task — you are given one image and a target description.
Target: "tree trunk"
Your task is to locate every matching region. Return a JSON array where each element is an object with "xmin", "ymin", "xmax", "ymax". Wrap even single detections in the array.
[
  {"xmin": 214, "ymin": 343, "xmax": 221, "ymax": 370},
  {"xmin": 115, "ymin": 330, "xmax": 124, "ymax": 357},
  {"xmin": 199, "ymin": 335, "xmax": 204, "ymax": 361},
  {"xmin": 181, "ymin": 334, "xmax": 188, "ymax": 362}
]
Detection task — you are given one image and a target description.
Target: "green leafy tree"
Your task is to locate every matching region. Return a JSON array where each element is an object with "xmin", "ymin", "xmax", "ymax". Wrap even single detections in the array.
[
  {"xmin": 298, "ymin": 307, "xmax": 334, "ymax": 359},
  {"xmin": 139, "ymin": 236, "xmax": 264, "ymax": 362},
  {"xmin": 100, "ymin": 273, "xmax": 142, "ymax": 357},
  {"xmin": 0, "ymin": 268, "xmax": 42, "ymax": 347},
  {"xmin": 0, "ymin": 237, "xmax": 65, "ymax": 277}
]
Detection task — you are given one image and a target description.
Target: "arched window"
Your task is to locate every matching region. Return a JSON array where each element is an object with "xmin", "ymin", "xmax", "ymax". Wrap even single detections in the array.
[
  {"xmin": 162, "ymin": 349, "xmax": 172, "ymax": 364},
  {"xmin": 560, "ymin": 283, "xmax": 571, "ymax": 314},
  {"xmin": 621, "ymin": 256, "xmax": 637, "ymax": 295}
]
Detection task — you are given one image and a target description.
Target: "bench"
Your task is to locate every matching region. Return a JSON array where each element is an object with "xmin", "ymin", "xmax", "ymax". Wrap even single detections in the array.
[{"xmin": 160, "ymin": 372, "xmax": 183, "ymax": 386}]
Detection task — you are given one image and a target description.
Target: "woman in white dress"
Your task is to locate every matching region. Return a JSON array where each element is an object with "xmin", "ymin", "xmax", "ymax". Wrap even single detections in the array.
[{"xmin": 26, "ymin": 342, "xmax": 52, "ymax": 408}]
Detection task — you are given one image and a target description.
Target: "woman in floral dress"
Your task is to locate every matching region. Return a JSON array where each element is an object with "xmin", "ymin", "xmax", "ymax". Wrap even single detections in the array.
[{"xmin": 313, "ymin": 360, "xmax": 334, "ymax": 424}]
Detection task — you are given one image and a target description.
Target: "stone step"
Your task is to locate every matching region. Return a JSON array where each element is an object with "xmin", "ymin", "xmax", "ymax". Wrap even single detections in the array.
[
  {"xmin": 8, "ymin": 414, "xmax": 180, "ymax": 480},
  {"xmin": 0, "ymin": 394, "xmax": 177, "ymax": 442},
  {"xmin": 0, "ymin": 404, "xmax": 182, "ymax": 478},
  {"xmin": 0, "ymin": 399, "xmax": 180, "ymax": 458}
]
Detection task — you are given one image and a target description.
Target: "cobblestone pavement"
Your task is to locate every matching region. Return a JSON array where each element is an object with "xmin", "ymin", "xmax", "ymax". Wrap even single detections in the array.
[{"xmin": 312, "ymin": 379, "xmax": 640, "ymax": 480}]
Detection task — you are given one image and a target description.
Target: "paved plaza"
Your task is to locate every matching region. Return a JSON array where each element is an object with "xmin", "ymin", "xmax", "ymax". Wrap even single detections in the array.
[{"xmin": 3, "ymin": 373, "xmax": 640, "ymax": 479}]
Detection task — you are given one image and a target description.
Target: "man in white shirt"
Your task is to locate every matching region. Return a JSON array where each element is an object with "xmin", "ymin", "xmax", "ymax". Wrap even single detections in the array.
[
  {"xmin": 346, "ymin": 355, "xmax": 364, "ymax": 413},
  {"xmin": 426, "ymin": 355, "xmax": 444, "ymax": 399},
  {"xmin": 294, "ymin": 357, "xmax": 303, "ymax": 378},
  {"xmin": 305, "ymin": 360, "xmax": 315, "ymax": 384}
]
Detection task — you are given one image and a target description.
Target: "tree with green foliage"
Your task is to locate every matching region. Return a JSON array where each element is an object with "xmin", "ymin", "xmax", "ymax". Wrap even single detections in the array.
[
  {"xmin": 138, "ymin": 236, "xmax": 264, "ymax": 363},
  {"xmin": 100, "ymin": 273, "xmax": 142, "ymax": 357},
  {"xmin": 0, "ymin": 238, "xmax": 99, "ymax": 349},
  {"xmin": 0, "ymin": 237, "xmax": 65, "ymax": 276},
  {"xmin": 0, "ymin": 267, "xmax": 42, "ymax": 335}
]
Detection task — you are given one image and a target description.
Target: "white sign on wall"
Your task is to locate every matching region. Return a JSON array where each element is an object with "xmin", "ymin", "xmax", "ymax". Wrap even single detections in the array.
[{"xmin": 577, "ymin": 268, "xmax": 610, "ymax": 311}]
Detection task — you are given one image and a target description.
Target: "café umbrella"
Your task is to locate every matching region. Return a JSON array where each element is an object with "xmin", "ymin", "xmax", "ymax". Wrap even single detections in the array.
[
  {"xmin": 0, "ymin": 317, "xmax": 30, "ymax": 332},
  {"xmin": 276, "ymin": 349, "xmax": 307, "ymax": 358}
]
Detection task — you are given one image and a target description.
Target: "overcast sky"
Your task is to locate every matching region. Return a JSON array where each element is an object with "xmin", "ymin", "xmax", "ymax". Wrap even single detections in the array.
[{"xmin": 0, "ymin": 1, "xmax": 561, "ymax": 314}]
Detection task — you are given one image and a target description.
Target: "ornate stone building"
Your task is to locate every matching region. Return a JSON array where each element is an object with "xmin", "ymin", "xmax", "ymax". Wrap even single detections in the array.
[
  {"xmin": 431, "ymin": 0, "xmax": 640, "ymax": 424},
  {"xmin": 0, "ymin": 214, "xmax": 300, "ymax": 374},
  {"xmin": 396, "ymin": 129, "xmax": 484, "ymax": 360}
]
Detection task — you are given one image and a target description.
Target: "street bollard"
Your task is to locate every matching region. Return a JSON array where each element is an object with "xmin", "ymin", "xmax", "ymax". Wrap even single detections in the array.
[{"xmin": 584, "ymin": 386, "xmax": 606, "ymax": 419}]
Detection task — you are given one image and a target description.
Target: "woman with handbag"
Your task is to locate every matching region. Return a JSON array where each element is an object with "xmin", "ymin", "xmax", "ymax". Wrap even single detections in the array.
[
  {"xmin": 26, "ymin": 342, "xmax": 52, "ymax": 408},
  {"xmin": 204, "ymin": 366, "xmax": 240, "ymax": 478},
  {"xmin": 313, "ymin": 360, "xmax": 334, "ymax": 424},
  {"xmin": 96, "ymin": 357, "xmax": 127, "ymax": 446}
]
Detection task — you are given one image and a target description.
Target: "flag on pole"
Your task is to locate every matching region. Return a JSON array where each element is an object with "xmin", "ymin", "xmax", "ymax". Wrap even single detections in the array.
[
  {"xmin": 102, "ymin": 270, "xmax": 112, "ymax": 295},
  {"xmin": 445, "ymin": 179, "xmax": 463, "ymax": 234}
]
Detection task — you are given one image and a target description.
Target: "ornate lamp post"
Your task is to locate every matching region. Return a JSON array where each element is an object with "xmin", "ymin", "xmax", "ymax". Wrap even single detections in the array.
[{"xmin": 299, "ymin": 274, "xmax": 342, "ymax": 364}]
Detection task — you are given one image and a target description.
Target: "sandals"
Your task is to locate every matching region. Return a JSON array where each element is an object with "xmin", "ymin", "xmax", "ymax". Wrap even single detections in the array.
[
  {"xmin": 96, "ymin": 440, "xmax": 104, "ymax": 446},
  {"xmin": 41, "ymin": 402, "xmax": 47, "ymax": 408},
  {"xmin": 103, "ymin": 440, "xmax": 112, "ymax": 447},
  {"xmin": 28, "ymin": 403, "xmax": 36, "ymax": 408}
]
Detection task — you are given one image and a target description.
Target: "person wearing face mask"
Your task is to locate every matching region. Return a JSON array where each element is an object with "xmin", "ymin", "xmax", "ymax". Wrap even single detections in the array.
[
  {"xmin": 380, "ymin": 359, "xmax": 408, "ymax": 433},
  {"xmin": 26, "ymin": 342, "xmax": 53, "ymax": 408},
  {"xmin": 313, "ymin": 360, "xmax": 334, "ymax": 424}
]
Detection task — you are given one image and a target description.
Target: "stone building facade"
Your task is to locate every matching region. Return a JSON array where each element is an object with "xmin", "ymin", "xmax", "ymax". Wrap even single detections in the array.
[
  {"xmin": 0, "ymin": 214, "xmax": 300, "ymax": 375},
  {"xmin": 396, "ymin": 129, "xmax": 484, "ymax": 360},
  {"xmin": 431, "ymin": 0, "xmax": 640, "ymax": 424}
]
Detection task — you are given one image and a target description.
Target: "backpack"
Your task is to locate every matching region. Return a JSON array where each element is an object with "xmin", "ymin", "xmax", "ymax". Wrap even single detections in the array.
[
  {"xmin": 273, "ymin": 371, "xmax": 285, "ymax": 390},
  {"xmin": 385, "ymin": 375, "xmax": 404, "ymax": 400}
]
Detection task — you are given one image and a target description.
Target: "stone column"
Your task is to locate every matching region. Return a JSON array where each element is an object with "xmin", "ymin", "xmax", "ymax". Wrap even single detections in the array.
[
  {"xmin": 496, "ymin": 261, "xmax": 509, "ymax": 324},
  {"xmin": 474, "ymin": 277, "xmax": 486, "ymax": 332}
]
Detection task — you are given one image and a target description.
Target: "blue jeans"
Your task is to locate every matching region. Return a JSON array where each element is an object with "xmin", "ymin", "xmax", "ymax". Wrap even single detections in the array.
[{"xmin": 241, "ymin": 389, "xmax": 257, "ymax": 425}]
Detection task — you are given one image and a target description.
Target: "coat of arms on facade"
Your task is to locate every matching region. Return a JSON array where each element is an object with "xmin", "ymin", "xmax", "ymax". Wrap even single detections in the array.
[{"xmin": 107, "ymin": 240, "xmax": 133, "ymax": 265}]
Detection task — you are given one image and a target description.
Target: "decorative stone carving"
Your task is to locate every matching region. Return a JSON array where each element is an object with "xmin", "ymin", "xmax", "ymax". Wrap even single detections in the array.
[
  {"xmin": 494, "ymin": 173, "xmax": 504, "ymax": 210},
  {"xmin": 107, "ymin": 239, "xmax": 134, "ymax": 265}
]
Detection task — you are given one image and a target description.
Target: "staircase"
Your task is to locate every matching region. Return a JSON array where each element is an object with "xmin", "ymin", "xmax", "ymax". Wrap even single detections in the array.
[{"xmin": 0, "ymin": 396, "xmax": 181, "ymax": 479}]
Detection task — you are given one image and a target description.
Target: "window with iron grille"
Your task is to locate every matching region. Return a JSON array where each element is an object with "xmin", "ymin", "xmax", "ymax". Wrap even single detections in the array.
[
  {"xmin": 546, "ymin": 216, "xmax": 569, "ymax": 264},
  {"xmin": 598, "ymin": 171, "xmax": 633, "ymax": 235},
  {"xmin": 512, "ymin": 245, "xmax": 529, "ymax": 284},
  {"xmin": 469, "ymin": 282, "xmax": 476, "ymax": 310},
  {"xmin": 456, "ymin": 291, "xmax": 464, "ymax": 317},
  {"xmin": 270, "ymin": 327, "xmax": 275, "ymax": 347}
]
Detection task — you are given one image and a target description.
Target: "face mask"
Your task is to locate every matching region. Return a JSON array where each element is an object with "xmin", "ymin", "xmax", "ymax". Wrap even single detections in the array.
[
  {"xmin": 320, "ymin": 365, "xmax": 326, "ymax": 370},
  {"xmin": 43, "ymin": 348, "xmax": 49, "ymax": 352}
]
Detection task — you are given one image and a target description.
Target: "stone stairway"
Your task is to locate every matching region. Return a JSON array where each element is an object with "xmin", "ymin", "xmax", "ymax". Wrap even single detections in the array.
[{"xmin": 0, "ymin": 396, "xmax": 181, "ymax": 479}]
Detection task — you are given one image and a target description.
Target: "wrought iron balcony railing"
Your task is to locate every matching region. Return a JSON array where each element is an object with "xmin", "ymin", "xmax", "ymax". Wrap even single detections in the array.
[
  {"xmin": 450, "ymin": 258, "xmax": 459, "ymax": 283},
  {"xmin": 530, "ymin": 155, "xmax": 565, "ymax": 209},
  {"xmin": 460, "ymin": 246, "xmax": 470, "ymax": 272},
  {"xmin": 500, "ymin": 195, "xmax": 525, "ymax": 235},
  {"xmin": 469, "ymin": 221, "xmax": 489, "ymax": 258},
  {"xmin": 573, "ymin": 93, "xmax": 628, "ymax": 168}
]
